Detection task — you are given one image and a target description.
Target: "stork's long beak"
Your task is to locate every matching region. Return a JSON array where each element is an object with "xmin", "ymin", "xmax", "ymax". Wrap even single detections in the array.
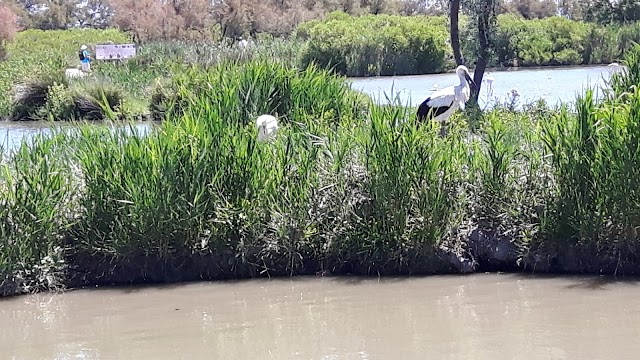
[{"xmin": 464, "ymin": 72, "xmax": 476, "ymax": 88}]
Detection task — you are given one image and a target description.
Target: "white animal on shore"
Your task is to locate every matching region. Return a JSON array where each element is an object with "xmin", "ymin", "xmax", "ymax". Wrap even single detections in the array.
[
  {"xmin": 65, "ymin": 68, "xmax": 87, "ymax": 79},
  {"xmin": 256, "ymin": 114, "xmax": 279, "ymax": 142},
  {"xmin": 238, "ymin": 37, "xmax": 249, "ymax": 49},
  {"xmin": 416, "ymin": 65, "xmax": 476, "ymax": 123}
]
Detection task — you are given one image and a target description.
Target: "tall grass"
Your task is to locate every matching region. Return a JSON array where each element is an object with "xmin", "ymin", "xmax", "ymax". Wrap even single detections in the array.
[
  {"xmin": 0, "ymin": 132, "xmax": 73, "ymax": 295},
  {"xmin": 341, "ymin": 103, "xmax": 465, "ymax": 272},
  {"xmin": 535, "ymin": 44, "xmax": 640, "ymax": 273},
  {"xmin": 151, "ymin": 60, "xmax": 367, "ymax": 126}
]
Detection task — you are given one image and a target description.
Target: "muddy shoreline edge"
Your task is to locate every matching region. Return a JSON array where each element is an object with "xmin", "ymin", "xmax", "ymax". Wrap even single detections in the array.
[{"xmin": 3, "ymin": 226, "xmax": 638, "ymax": 299}]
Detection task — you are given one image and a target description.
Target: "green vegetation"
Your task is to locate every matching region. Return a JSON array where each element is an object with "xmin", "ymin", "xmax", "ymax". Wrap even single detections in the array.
[
  {"xmin": 298, "ymin": 12, "xmax": 640, "ymax": 76},
  {"xmin": 1, "ymin": 37, "xmax": 640, "ymax": 296},
  {"xmin": 297, "ymin": 12, "xmax": 451, "ymax": 76},
  {"xmin": 487, "ymin": 14, "xmax": 640, "ymax": 66},
  {"xmin": 0, "ymin": 29, "xmax": 309, "ymax": 121},
  {"xmin": 0, "ymin": 28, "xmax": 135, "ymax": 120}
]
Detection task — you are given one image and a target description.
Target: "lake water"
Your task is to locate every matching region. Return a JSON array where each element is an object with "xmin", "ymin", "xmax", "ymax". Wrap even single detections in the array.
[
  {"xmin": 2, "ymin": 274, "xmax": 640, "ymax": 359},
  {"xmin": 0, "ymin": 121, "xmax": 154, "ymax": 155},
  {"xmin": 0, "ymin": 64, "xmax": 622, "ymax": 153},
  {"xmin": 348, "ymin": 64, "xmax": 619, "ymax": 109}
]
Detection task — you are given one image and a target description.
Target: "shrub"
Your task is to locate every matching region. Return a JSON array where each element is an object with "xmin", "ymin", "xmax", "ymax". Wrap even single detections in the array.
[
  {"xmin": 9, "ymin": 73, "xmax": 69, "ymax": 121},
  {"xmin": 299, "ymin": 12, "xmax": 450, "ymax": 76}
]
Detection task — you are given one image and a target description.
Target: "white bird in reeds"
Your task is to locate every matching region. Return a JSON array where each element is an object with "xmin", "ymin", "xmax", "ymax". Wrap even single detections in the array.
[
  {"xmin": 608, "ymin": 62, "xmax": 623, "ymax": 74},
  {"xmin": 256, "ymin": 114, "xmax": 279, "ymax": 142},
  {"xmin": 416, "ymin": 65, "xmax": 476, "ymax": 123},
  {"xmin": 238, "ymin": 37, "xmax": 249, "ymax": 49}
]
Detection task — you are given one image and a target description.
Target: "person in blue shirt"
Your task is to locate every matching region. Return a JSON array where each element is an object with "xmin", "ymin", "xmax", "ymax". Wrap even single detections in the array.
[{"xmin": 79, "ymin": 45, "xmax": 91, "ymax": 72}]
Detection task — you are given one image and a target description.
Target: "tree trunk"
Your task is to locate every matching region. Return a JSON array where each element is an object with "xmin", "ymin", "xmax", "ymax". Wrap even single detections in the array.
[
  {"xmin": 449, "ymin": 0, "xmax": 463, "ymax": 66},
  {"xmin": 471, "ymin": 1, "xmax": 492, "ymax": 103}
]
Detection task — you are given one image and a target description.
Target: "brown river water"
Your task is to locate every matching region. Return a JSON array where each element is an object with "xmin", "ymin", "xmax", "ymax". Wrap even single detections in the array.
[{"xmin": 1, "ymin": 274, "xmax": 640, "ymax": 360}]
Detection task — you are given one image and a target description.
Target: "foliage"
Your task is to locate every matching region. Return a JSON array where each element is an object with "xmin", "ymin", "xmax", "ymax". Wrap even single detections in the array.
[
  {"xmin": 297, "ymin": 12, "xmax": 640, "ymax": 75},
  {"xmin": 299, "ymin": 12, "xmax": 451, "ymax": 76},
  {"xmin": 109, "ymin": 0, "xmax": 216, "ymax": 42},
  {"xmin": 467, "ymin": 14, "xmax": 640, "ymax": 67},
  {"xmin": 583, "ymin": 0, "xmax": 640, "ymax": 25},
  {"xmin": 498, "ymin": 0, "xmax": 558, "ymax": 19}
]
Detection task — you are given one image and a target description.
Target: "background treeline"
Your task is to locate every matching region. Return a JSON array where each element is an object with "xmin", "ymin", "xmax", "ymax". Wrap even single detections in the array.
[
  {"xmin": 297, "ymin": 12, "xmax": 639, "ymax": 76},
  {"xmin": 0, "ymin": 0, "xmax": 638, "ymax": 43}
]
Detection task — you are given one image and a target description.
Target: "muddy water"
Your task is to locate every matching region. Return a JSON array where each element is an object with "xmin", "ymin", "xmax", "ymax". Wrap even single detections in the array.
[{"xmin": 2, "ymin": 274, "xmax": 640, "ymax": 360}]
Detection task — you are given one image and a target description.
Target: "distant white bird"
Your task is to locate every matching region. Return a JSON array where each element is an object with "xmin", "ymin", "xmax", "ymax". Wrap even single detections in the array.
[
  {"xmin": 483, "ymin": 74, "xmax": 495, "ymax": 96},
  {"xmin": 65, "ymin": 68, "xmax": 86, "ymax": 79},
  {"xmin": 238, "ymin": 37, "xmax": 249, "ymax": 49},
  {"xmin": 416, "ymin": 65, "xmax": 476, "ymax": 123},
  {"xmin": 608, "ymin": 62, "xmax": 623, "ymax": 74},
  {"xmin": 256, "ymin": 114, "xmax": 279, "ymax": 142}
]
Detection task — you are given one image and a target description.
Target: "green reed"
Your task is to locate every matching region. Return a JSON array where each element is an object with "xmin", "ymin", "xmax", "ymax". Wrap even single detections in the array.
[{"xmin": 539, "ymin": 46, "xmax": 640, "ymax": 267}]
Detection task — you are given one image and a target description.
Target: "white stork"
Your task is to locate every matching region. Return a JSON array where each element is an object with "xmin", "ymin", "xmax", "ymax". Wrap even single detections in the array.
[
  {"xmin": 256, "ymin": 114, "xmax": 279, "ymax": 142},
  {"xmin": 416, "ymin": 65, "xmax": 476, "ymax": 123}
]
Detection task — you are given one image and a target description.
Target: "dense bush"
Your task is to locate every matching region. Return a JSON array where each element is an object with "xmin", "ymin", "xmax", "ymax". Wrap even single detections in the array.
[
  {"xmin": 298, "ymin": 12, "xmax": 640, "ymax": 75},
  {"xmin": 468, "ymin": 14, "xmax": 640, "ymax": 67},
  {"xmin": 299, "ymin": 12, "xmax": 451, "ymax": 76}
]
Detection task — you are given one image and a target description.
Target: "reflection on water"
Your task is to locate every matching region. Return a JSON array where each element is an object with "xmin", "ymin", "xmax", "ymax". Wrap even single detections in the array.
[{"xmin": 1, "ymin": 274, "xmax": 640, "ymax": 359}]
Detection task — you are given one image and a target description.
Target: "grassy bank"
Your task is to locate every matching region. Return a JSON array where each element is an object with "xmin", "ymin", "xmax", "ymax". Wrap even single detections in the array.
[
  {"xmin": 1, "ymin": 44, "xmax": 639, "ymax": 297},
  {"xmin": 0, "ymin": 29, "xmax": 305, "ymax": 121}
]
